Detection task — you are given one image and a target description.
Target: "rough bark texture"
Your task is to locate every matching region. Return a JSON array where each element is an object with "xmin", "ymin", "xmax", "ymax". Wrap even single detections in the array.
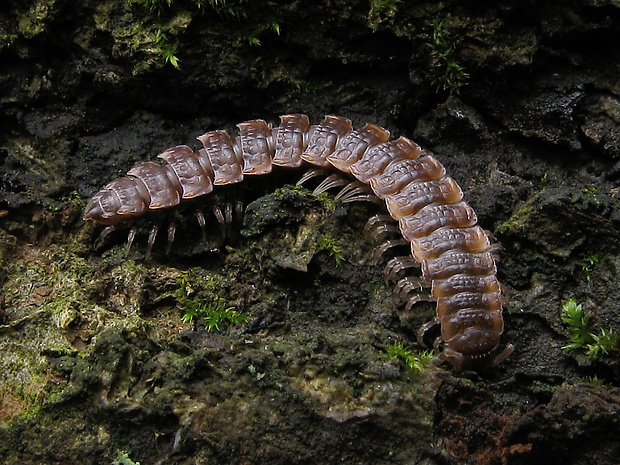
[{"xmin": 1, "ymin": 1, "xmax": 620, "ymax": 464}]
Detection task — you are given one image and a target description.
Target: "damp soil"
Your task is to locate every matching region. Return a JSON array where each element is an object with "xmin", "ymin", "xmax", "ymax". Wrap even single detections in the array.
[{"xmin": 1, "ymin": 1, "xmax": 620, "ymax": 464}]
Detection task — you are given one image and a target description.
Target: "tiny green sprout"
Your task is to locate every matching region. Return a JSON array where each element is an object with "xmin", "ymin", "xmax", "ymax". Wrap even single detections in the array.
[
  {"xmin": 113, "ymin": 450, "xmax": 140, "ymax": 465},
  {"xmin": 179, "ymin": 298, "xmax": 245, "ymax": 331},
  {"xmin": 384, "ymin": 342, "xmax": 433, "ymax": 373},
  {"xmin": 577, "ymin": 254, "xmax": 604, "ymax": 282},
  {"xmin": 403, "ymin": 23, "xmax": 416, "ymax": 35},
  {"xmin": 136, "ymin": 0, "xmax": 230, "ymax": 15},
  {"xmin": 427, "ymin": 19, "xmax": 469, "ymax": 94},
  {"xmin": 162, "ymin": 48, "xmax": 180, "ymax": 68},
  {"xmin": 136, "ymin": 0, "xmax": 173, "ymax": 15},
  {"xmin": 292, "ymin": 79, "xmax": 332, "ymax": 95},
  {"xmin": 367, "ymin": 0, "xmax": 402, "ymax": 31},
  {"xmin": 163, "ymin": 48, "xmax": 180, "ymax": 68},
  {"xmin": 154, "ymin": 27, "xmax": 181, "ymax": 68},
  {"xmin": 561, "ymin": 299, "xmax": 619, "ymax": 359},
  {"xmin": 561, "ymin": 299, "xmax": 591, "ymax": 351},
  {"xmin": 586, "ymin": 328, "xmax": 617, "ymax": 358},
  {"xmin": 583, "ymin": 375, "xmax": 613, "ymax": 389},
  {"xmin": 175, "ymin": 278, "xmax": 246, "ymax": 331},
  {"xmin": 247, "ymin": 36, "xmax": 261, "ymax": 46},
  {"xmin": 319, "ymin": 234, "xmax": 344, "ymax": 266}
]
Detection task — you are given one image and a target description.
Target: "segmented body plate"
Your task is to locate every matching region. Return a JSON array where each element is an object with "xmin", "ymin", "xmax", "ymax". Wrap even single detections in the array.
[{"xmin": 83, "ymin": 114, "xmax": 510, "ymax": 370}]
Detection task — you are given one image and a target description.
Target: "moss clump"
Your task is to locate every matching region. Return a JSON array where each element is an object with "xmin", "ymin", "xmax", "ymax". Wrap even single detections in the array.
[
  {"xmin": 123, "ymin": 0, "xmax": 281, "ymax": 70},
  {"xmin": 427, "ymin": 18, "xmax": 469, "ymax": 94},
  {"xmin": 383, "ymin": 342, "xmax": 434, "ymax": 373},
  {"xmin": 174, "ymin": 275, "xmax": 245, "ymax": 331},
  {"xmin": 0, "ymin": 245, "xmax": 155, "ymax": 425},
  {"xmin": 318, "ymin": 234, "xmax": 344, "ymax": 267},
  {"xmin": 577, "ymin": 254, "xmax": 605, "ymax": 282},
  {"xmin": 112, "ymin": 450, "xmax": 141, "ymax": 465},
  {"xmin": 561, "ymin": 299, "xmax": 619, "ymax": 360},
  {"xmin": 18, "ymin": 0, "xmax": 58, "ymax": 39},
  {"xmin": 367, "ymin": 0, "xmax": 402, "ymax": 32},
  {"xmin": 134, "ymin": 0, "xmax": 238, "ymax": 18}
]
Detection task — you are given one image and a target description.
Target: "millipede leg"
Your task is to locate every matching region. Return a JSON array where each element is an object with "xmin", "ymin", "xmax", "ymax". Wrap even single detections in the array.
[
  {"xmin": 313, "ymin": 174, "xmax": 348, "ymax": 194},
  {"xmin": 364, "ymin": 214, "xmax": 393, "ymax": 233},
  {"xmin": 340, "ymin": 192, "xmax": 383, "ymax": 204},
  {"xmin": 296, "ymin": 168, "xmax": 327, "ymax": 186},
  {"xmin": 384, "ymin": 256, "xmax": 418, "ymax": 281},
  {"xmin": 335, "ymin": 181, "xmax": 364, "ymax": 199},
  {"xmin": 417, "ymin": 318, "xmax": 439, "ymax": 347},
  {"xmin": 370, "ymin": 223, "xmax": 400, "ymax": 240},
  {"xmin": 224, "ymin": 203, "xmax": 233, "ymax": 224},
  {"xmin": 372, "ymin": 238, "xmax": 408, "ymax": 262},
  {"xmin": 491, "ymin": 344, "xmax": 515, "ymax": 366},
  {"xmin": 432, "ymin": 352, "xmax": 446, "ymax": 367},
  {"xmin": 335, "ymin": 182, "xmax": 381, "ymax": 204},
  {"xmin": 213, "ymin": 205, "xmax": 225, "ymax": 224},
  {"xmin": 166, "ymin": 223, "xmax": 176, "ymax": 255},
  {"xmin": 394, "ymin": 276, "xmax": 427, "ymax": 299},
  {"xmin": 224, "ymin": 203, "xmax": 234, "ymax": 236},
  {"xmin": 125, "ymin": 227, "xmax": 137, "ymax": 256},
  {"xmin": 145, "ymin": 225, "xmax": 159, "ymax": 260},
  {"xmin": 95, "ymin": 225, "xmax": 116, "ymax": 249},
  {"xmin": 434, "ymin": 347, "xmax": 464, "ymax": 369},
  {"xmin": 235, "ymin": 200, "xmax": 244, "ymax": 223},
  {"xmin": 213, "ymin": 205, "xmax": 226, "ymax": 237},
  {"xmin": 195, "ymin": 210, "xmax": 207, "ymax": 242},
  {"xmin": 405, "ymin": 293, "xmax": 434, "ymax": 311}
]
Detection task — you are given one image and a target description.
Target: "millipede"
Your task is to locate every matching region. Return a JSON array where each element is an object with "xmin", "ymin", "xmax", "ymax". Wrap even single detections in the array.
[{"xmin": 83, "ymin": 114, "xmax": 514, "ymax": 371}]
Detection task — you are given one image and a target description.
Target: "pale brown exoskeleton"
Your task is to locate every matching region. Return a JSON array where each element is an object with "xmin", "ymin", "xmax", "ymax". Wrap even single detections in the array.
[{"xmin": 83, "ymin": 114, "xmax": 513, "ymax": 370}]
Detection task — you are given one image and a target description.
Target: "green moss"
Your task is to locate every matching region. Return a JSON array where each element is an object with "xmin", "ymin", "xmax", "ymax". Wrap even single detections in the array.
[
  {"xmin": 112, "ymin": 450, "xmax": 141, "ymax": 465},
  {"xmin": 181, "ymin": 300, "xmax": 246, "ymax": 330},
  {"xmin": 0, "ymin": 307, "xmax": 72, "ymax": 425},
  {"xmin": 122, "ymin": 0, "xmax": 281, "ymax": 70},
  {"xmin": 561, "ymin": 299, "xmax": 619, "ymax": 360},
  {"xmin": 0, "ymin": 246, "xmax": 154, "ymax": 425},
  {"xmin": 368, "ymin": 0, "xmax": 402, "ymax": 32},
  {"xmin": 87, "ymin": 1, "xmax": 195, "ymax": 72},
  {"xmin": 313, "ymin": 191, "xmax": 339, "ymax": 213},
  {"xmin": 318, "ymin": 234, "xmax": 344, "ymax": 267},
  {"xmin": 134, "ymin": 0, "xmax": 238, "ymax": 18},
  {"xmin": 561, "ymin": 300, "xmax": 591, "ymax": 350},
  {"xmin": 174, "ymin": 274, "xmax": 245, "ymax": 331},
  {"xmin": 427, "ymin": 18, "xmax": 469, "ymax": 94},
  {"xmin": 153, "ymin": 27, "xmax": 180, "ymax": 68},
  {"xmin": 582, "ymin": 186, "xmax": 600, "ymax": 195},
  {"xmin": 497, "ymin": 202, "xmax": 534, "ymax": 234},
  {"xmin": 18, "ymin": 0, "xmax": 58, "ymax": 39},
  {"xmin": 120, "ymin": 13, "xmax": 192, "ymax": 72},
  {"xmin": 243, "ymin": 186, "xmax": 318, "ymax": 237},
  {"xmin": 245, "ymin": 19, "xmax": 281, "ymax": 46},
  {"xmin": 292, "ymin": 79, "xmax": 332, "ymax": 95},
  {"xmin": 577, "ymin": 254, "xmax": 605, "ymax": 282},
  {"xmin": 383, "ymin": 342, "xmax": 434, "ymax": 373},
  {"xmin": 582, "ymin": 376, "xmax": 614, "ymax": 390}
]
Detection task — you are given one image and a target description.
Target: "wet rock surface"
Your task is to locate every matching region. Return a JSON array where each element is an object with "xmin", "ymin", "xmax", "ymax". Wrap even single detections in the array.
[{"xmin": 1, "ymin": 0, "xmax": 620, "ymax": 464}]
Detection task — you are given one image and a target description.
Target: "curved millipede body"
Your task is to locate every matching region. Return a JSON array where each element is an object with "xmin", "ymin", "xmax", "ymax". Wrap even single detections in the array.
[{"xmin": 83, "ymin": 114, "xmax": 513, "ymax": 371}]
